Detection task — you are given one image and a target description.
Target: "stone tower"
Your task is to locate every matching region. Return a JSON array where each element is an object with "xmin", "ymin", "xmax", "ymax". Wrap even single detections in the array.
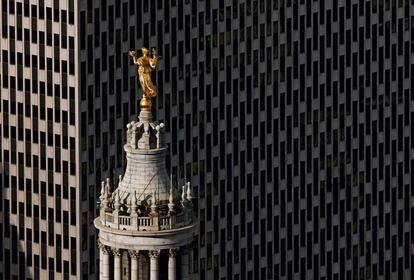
[{"xmin": 94, "ymin": 108, "xmax": 197, "ymax": 280}]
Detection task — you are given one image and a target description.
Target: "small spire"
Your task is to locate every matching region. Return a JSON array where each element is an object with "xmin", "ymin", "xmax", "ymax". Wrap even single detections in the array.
[
  {"xmin": 168, "ymin": 177, "xmax": 175, "ymax": 213},
  {"xmin": 118, "ymin": 174, "xmax": 122, "ymax": 184},
  {"xmin": 106, "ymin": 178, "xmax": 111, "ymax": 196},
  {"xmin": 114, "ymin": 191, "xmax": 120, "ymax": 211},
  {"xmin": 132, "ymin": 191, "xmax": 137, "ymax": 207},
  {"xmin": 169, "ymin": 186, "xmax": 174, "ymax": 205},
  {"xmin": 152, "ymin": 190, "xmax": 157, "ymax": 205},
  {"xmin": 100, "ymin": 181, "xmax": 105, "ymax": 200},
  {"xmin": 130, "ymin": 191, "xmax": 137, "ymax": 214},
  {"xmin": 181, "ymin": 185, "xmax": 187, "ymax": 204},
  {"xmin": 100, "ymin": 181, "xmax": 109, "ymax": 211},
  {"xmin": 151, "ymin": 190, "xmax": 157, "ymax": 214},
  {"xmin": 186, "ymin": 182, "xmax": 192, "ymax": 201},
  {"xmin": 105, "ymin": 178, "xmax": 112, "ymax": 205},
  {"xmin": 159, "ymin": 123, "xmax": 165, "ymax": 147},
  {"xmin": 127, "ymin": 196, "xmax": 132, "ymax": 214},
  {"xmin": 156, "ymin": 125, "xmax": 161, "ymax": 148}
]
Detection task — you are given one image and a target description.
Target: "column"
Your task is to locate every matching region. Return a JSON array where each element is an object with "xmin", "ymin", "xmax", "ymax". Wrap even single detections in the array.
[
  {"xmin": 102, "ymin": 246, "xmax": 111, "ymax": 280},
  {"xmin": 149, "ymin": 250, "xmax": 160, "ymax": 280},
  {"xmin": 138, "ymin": 254, "xmax": 148, "ymax": 280},
  {"xmin": 168, "ymin": 248, "xmax": 178, "ymax": 280},
  {"xmin": 181, "ymin": 247, "xmax": 189, "ymax": 280},
  {"xmin": 98, "ymin": 241, "xmax": 104, "ymax": 278},
  {"xmin": 129, "ymin": 250, "xmax": 139, "ymax": 280},
  {"xmin": 122, "ymin": 251, "xmax": 130, "ymax": 280},
  {"xmin": 112, "ymin": 248, "xmax": 122, "ymax": 280}
]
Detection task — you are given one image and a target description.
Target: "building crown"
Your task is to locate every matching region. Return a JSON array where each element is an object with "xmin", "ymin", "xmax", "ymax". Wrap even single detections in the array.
[{"xmin": 96, "ymin": 47, "xmax": 195, "ymax": 232}]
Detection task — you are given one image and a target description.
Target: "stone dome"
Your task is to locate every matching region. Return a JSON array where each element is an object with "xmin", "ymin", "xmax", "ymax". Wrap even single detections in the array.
[{"xmin": 114, "ymin": 110, "xmax": 170, "ymax": 206}]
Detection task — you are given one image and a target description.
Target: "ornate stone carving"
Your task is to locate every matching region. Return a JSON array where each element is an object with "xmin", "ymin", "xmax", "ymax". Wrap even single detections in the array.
[
  {"xmin": 149, "ymin": 250, "xmax": 160, "ymax": 259},
  {"xmin": 169, "ymin": 248, "xmax": 179, "ymax": 258},
  {"xmin": 128, "ymin": 250, "xmax": 140, "ymax": 259},
  {"xmin": 101, "ymin": 246, "xmax": 110, "ymax": 255},
  {"xmin": 97, "ymin": 239, "xmax": 103, "ymax": 249},
  {"xmin": 112, "ymin": 248, "xmax": 121, "ymax": 257},
  {"xmin": 97, "ymin": 239, "xmax": 111, "ymax": 255}
]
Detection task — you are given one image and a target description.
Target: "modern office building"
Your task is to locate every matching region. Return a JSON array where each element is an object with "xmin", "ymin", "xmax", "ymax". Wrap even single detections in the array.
[{"xmin": 1, "ymin": 0, "xmax": 413, "ymax": 280}]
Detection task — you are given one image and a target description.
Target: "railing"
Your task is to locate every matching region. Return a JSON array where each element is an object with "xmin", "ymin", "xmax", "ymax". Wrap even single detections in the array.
[
  {"xmin": 119, "ymin": 216, "xmax": 131, "ymax": 226},
  {"xmin": 138, "ymin": 217, "xmax": 151, "ymax": 227},
  {"xmin": 159, "ymin": 217, "xmax": 170, "ymax": 226},
  {"xmin": 101, "ymin": 210, "xmax": 193, "ymax": 232}
]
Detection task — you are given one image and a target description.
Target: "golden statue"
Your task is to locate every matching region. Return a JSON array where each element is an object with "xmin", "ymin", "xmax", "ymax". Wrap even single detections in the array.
[{"xmin": 129, "ymin": 47, "xmax": 159, "ymax": 111}]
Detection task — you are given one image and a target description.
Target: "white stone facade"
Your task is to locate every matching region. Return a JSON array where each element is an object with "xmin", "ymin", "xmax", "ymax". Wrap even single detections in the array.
[{"xmin": 94, "ymin": 110, "xmax": 197, "ymax": 279}]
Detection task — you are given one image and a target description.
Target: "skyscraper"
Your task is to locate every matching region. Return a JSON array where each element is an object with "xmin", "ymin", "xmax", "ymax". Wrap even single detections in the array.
[
  {"xmin": 1, "ymin": 1, "xmax": 414, "ymax": 280},
  {"xmin": 1, "ymin": 0, "xmax": 79, "ymax": 279}
]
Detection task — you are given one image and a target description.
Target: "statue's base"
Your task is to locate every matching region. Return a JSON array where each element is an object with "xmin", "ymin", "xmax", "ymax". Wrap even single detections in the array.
[
  {"xmin": 140, "ymin": 96, "xmax": 152, "ymax": 111},
  {"xmin": 139, "ymin": 110, "xmax": 153, "ymax": 122}
]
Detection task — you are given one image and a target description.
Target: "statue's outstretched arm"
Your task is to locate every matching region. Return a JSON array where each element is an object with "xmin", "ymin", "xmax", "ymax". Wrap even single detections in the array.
[
  {"xmin": 149, "ymin": 48, "xmax": 158, "ymax": 68},
  {"xmin": 129, "ymin": 51, "xmax": 139, "ymax": 64}
]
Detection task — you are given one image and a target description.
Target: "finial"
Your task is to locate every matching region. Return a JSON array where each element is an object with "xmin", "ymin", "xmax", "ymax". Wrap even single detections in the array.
[
  {"xmin": 181, "ymin": 185, "xmax": 187, "ymax": 204},
  {"xmin": 129, "ymin": 47, "xmax": 159, "ymax": 111},
  {"xmin": 130, "ymin": 191, "xmax": 138, "ymax": 214},
  {"xmin": 100, "ymin": 181, "xmax": 109, "ymax": 210},
  {"xmin": 168, "ymin": 178, "xmax": 175, "ymax": 213},
  {"xmin": 106, "ymin": 178, "xmax": 111, "ymax": 195},
  {"xmin": 131, "ymin": 125, "xmax": 138, "ymax": 148},
  {"xmin": 105, "ymin": 178, "xmax": 112, "ymax": 204},
  {"xmin": 152, "ymin": 190, "xmax": 157, "ymax": 205},
  {"xmin": 132, "ymin": 191, "xmax": 137, "ymax": 209},
  {"xmin": 127, "ymin": 196, "xmax": 132, "ymax": 214},
  {"xmin": 156, "ymin": 125, "xmax": 161, "ymax": 148},
  {"xmin": 169, "ymin": 186, "xmax": 174, "ymax": 205},
  {"xmin": 158, "ymin": 123, "xmax": 165, "ymax": 148},
  {"xmin": 100, "ymin": 181, "xmax": 105, "ymax": 200},
  {"xmin": 186, "ymin": 182, "xmax": 192, "ymax": 201},
  {"xmin": 114, "ymin": 191, "xmax": 120, "ymax": 211},
  {"xmin": 151, "ymin": 190, "xmax": 157, "ymax": 214},
  {"xmin": 118, "ymin": 174, "xmax": 122, "ymax": 185}
]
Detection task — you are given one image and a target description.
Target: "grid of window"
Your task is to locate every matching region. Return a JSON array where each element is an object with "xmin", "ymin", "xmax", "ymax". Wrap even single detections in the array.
[
  {"xmin": 78, "ymin": 1, "xmax": 414, "ymax": 279},
  {"xmin": 1, "ymin": 0, "xmax": 414, "ymax": 279},
  {"xmin": 0, "ymin": 0, "xmax": 78, "ymax": 279}
]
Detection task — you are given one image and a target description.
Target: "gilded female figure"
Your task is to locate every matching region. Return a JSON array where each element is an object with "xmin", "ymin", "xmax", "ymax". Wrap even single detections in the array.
[{"xmin": 129, "ymin": 48, "xmax": 158, "ymax": 110}]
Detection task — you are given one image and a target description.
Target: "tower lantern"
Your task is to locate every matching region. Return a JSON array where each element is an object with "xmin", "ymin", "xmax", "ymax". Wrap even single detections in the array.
[{"xmin": 94, "ymin": 48, "xmax": 197, "ymax": 280}]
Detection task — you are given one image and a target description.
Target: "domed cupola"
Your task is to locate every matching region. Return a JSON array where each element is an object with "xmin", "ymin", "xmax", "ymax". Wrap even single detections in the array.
[{"xmin": 95, "ymin": 47, "xmax": 196, "ymax": 280}]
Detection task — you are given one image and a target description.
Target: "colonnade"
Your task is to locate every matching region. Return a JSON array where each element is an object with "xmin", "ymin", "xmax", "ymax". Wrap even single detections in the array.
[{"xmin": 98, "ymin": 242, "xmax": 190, "ymax": 280}]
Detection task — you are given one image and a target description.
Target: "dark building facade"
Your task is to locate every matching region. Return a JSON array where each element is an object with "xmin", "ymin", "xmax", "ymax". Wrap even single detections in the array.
[{"xmin": 1, "ymin": 0, "xmax": 414, "ymax": 279}]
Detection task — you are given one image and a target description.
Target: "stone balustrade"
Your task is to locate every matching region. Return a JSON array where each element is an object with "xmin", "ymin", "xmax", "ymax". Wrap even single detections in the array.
[{"xmin": 101, "ymin": 210, "xmax": 193, "ymax": 231}]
